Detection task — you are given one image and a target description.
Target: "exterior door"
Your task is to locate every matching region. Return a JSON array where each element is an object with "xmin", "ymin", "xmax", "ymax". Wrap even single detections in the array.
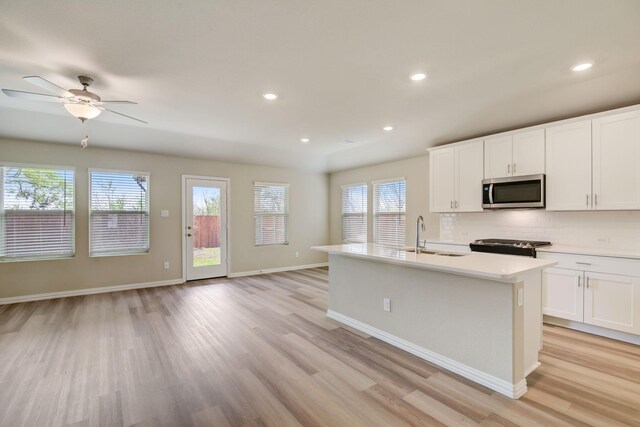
[{"xmin": 185, "ymin": 178, "xmax": 227, "ymax": 280}]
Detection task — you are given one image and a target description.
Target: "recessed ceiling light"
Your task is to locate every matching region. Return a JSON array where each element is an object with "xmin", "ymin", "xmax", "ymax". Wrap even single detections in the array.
[
  {"xmin": 571, "ymin": 62, "xmax": 593, "ymax": 72},
  {"xmin": 300, "ymin": 138, "xmax": 310, "ymax": 143},
  {"xmin": 263, "ymin": 93, "xmax": 278, "ymax": 100},
  {"xmin": 410, "ymin": 73, "xmax": 427, "ymax": 81},
  {"xmin": 383, "ymin": 126, "xmax": 394, "ymax": 131}
]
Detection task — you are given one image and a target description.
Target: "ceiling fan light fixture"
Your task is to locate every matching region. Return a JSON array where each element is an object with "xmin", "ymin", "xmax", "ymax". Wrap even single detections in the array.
[{"xmin": 64, "ymin": 103, "xmax": 102, "ymax": 120}]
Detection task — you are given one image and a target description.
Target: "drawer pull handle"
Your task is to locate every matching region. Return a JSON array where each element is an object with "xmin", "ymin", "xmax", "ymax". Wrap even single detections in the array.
[{"xmin": 576, "ymin": 262, "xmax": 591, "ymax": 265}]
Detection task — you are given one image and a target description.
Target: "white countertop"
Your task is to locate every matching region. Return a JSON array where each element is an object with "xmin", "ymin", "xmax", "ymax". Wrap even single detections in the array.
[
  {"xmin": 537, "ymin": 245, "xmax": 640, "ymax": 260},
  {"xmin": 312, "ymin": 243, "xmax": 556, "ymax": 282}
]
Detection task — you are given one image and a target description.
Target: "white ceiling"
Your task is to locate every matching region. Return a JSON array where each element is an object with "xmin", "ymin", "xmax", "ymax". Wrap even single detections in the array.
[{"xmin": 1, "ymin": 0, "xmax": 639, "ymax": 172}]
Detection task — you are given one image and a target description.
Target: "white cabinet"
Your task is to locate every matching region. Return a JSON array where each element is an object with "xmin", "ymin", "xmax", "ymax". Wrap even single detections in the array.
[
  {"xmin": 592, "ymin": 110, "xmax": 640, "ymax": 210},
  {"xmin": 484, "ymin": 135, "xmax": 512, "ymax": 179},
  {"xmin": 429, "ymin": 147, "xmax": 455, "ymax": 212},
  {"xmin": 584, "ymin": 272, "xmax": 640, "ymax": 334},
  {"xmin": 484, "ymin": 129, "xmax": 544, "ymax": 179},
  {"xmin": 543, "ymin": 268, "xmax": 583, "ymax": 322},
  {"xmin": 545, "ymin": 120, "xmax": 592, "ymax": 211},
  {"xmin": 542, "ymin": 259, "xmax": 640, "ymax": 335},
  {"xmin": 429, "ymin": 140, "xmax": 483, "ymax": 213},
  {"xmin": 546, "ymin": 110, "xmax": 640, "ymax": 212}
]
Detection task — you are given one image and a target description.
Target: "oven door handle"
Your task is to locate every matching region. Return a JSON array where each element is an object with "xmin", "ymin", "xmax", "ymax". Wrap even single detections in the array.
[{"xmin": 488, "ymin": 183, "xmax": 494, "ymax": 204}]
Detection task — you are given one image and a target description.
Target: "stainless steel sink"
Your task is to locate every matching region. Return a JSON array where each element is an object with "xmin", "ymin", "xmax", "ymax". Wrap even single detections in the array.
[{"xmin": 402, "ymin": 248, "xmax": 467, "ymax": 257}]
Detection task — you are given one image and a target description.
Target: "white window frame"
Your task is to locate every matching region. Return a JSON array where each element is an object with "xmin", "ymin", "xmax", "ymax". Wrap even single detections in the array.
[
  {"xmin": 0, "ymin": 162, "xmax": 76, "ymax": 262},
  {"xmin": 89, "ymin": 168, "xmax": 150, "ymax": 257},
  {"xmin": 372, "ymin": 177, "xmax": 406, "ymax": 248},
  {"xmin": 254, "ymin": 181, "xmax": 289, "ymax": 246},
  {"xmin": 341, "ymin": 182, "xmax": 368, "ymax": 243}
]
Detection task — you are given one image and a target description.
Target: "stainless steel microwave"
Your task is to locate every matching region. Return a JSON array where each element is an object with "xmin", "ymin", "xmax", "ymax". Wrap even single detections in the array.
[{"xmin": 482, "ymin": 174, "xmax": 545, "ymax": 209}]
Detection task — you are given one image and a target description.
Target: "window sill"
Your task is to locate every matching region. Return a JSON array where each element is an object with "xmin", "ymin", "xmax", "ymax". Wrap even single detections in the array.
[{"xmin": 0, "ymin": 255, "xmax": 76, "ymax": 263}]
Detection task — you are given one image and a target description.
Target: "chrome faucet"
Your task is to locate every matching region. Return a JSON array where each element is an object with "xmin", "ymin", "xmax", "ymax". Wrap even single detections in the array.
[{"xmin": 415, "ymin": 215, "xmax": 426, "ymax": 254}]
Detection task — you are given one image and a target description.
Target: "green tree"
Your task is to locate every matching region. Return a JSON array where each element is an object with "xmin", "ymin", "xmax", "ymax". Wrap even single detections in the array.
[{"xmin": 9, "ymin": 168, "xmax": 71, "ymax": 210}]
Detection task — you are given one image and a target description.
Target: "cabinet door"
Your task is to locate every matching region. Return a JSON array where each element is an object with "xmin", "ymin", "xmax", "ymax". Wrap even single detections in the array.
[
  {"xmin": 455, "ymin": 140, "xmax": 484, "ymax": 212},
  {"xmin": 429, "ymin": 147, "xmax": 455, "ymax": 212},
  {"xmin": 512, "ymin": 129, "xmax": 545, "ymax": 176},
  {"xmin": 542, "ymin": 268, "xmax": 583, "ymax": 321},
  {"xmin": 593, "ymin": 111, "xmax": 640, "ymax": 210},
  {"xmin": 484, "ymin": 135, "xmax": 512, "ymax": 178},
  {"xmin": 584, "ymin": 272, "xmax": 640, "ymax": 334},
  {"xmin": 545, "ymin": 120, "xmax": 592, "ymax": 211}
]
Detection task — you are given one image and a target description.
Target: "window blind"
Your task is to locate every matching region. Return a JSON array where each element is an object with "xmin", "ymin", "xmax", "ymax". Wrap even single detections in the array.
[
  {"xmin": 89, "ymin": 170, "xmax": 149, "ymax": 256},
  {"xmin": 0, "ymin": 165, "xmax": 75, "ymax": 261},
  {"xmin": 342, "ymin": 183, "xmax": 367, "ymax": 243},
  {"xmin": 254, "ymin": 182, "xmax": 288, "ymax": 245},
  {"xmin": 373, "ymin": 179, "xmax": 406, "ymax": 247}
]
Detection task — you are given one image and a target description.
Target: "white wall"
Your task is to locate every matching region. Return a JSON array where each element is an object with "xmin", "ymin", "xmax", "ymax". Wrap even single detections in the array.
[
  {"xmin": 440, "ymin": 210, "xmax": 640, "ymax": 250},
  {"xmin": 0, "ymin": 138, "xmax": 329, "ymax": 298},
  {"xmin": 329, "ymin": 155, "xmax": 439, "ymax": 246}
]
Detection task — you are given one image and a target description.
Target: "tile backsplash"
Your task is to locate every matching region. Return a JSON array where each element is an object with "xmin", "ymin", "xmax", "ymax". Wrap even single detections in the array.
[{"xmin": 440, "ymin": 210, "xmax": 640, "ymax": 250}]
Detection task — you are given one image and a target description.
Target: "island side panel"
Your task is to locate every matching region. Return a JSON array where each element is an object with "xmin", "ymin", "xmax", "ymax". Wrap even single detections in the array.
[{"xmin": 328, "ymin": 254, "xmax": 519, "ymax": 385}]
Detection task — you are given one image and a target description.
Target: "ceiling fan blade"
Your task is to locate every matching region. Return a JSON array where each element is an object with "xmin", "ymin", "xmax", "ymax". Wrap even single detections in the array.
[
  {"xmin": 2, "ymin": 89, "xmax": 65, "ymax": 102},
  {"xmin": 23, "ymin": 76, "xmax": 73, "ymax": 98},
  {"xmin": 97, "ymin": 100, "xmax": 138, "ymax": 105},
  {"xmin": 101, "ymin": 107, "xmax": 148, "ymax": 124}
]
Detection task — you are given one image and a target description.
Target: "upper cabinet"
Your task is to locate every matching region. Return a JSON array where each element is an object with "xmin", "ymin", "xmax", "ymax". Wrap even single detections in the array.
[
  {"xmin": 592, "ymin": 111, "xmax": 640, "ymax": 210},
  {"xmin": 546, "ymin": 111, "xmax": 640, "ymax": 211},
  {"xmin": 429, "ymin": 140, "xmax": 483, "ymax": 213},
  {"xmin": 484, "ymin": 129, "xmax": 545, "ymax": 179},
  {"xmin": 429, "ymin": 104, "xmax": 640, "ymax": 214},
  {"xmin": 545, "ymin": 120, "xmax": 592, "ymax": 211}
]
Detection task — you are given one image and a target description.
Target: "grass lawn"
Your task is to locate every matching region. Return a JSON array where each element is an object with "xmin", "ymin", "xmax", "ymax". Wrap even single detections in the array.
[{"xmin": 193, "ymin": 247, "xmax": 221, "ymax": 267}]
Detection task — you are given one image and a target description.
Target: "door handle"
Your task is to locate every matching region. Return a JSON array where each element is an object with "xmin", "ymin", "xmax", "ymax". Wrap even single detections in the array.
[
  {"xmin": 187, "ymin": 233, "xmax": 192, "ymax": 237},
  {"xmin": 586, "ymin": 276, "xmax": 590, "ymax": 289},
  {"xmin": 577, "ymin": 276, "xmax": 581, "ymax": 288},
  {"xmin": 586, "ymin": 194, "xmax": 589, "ymax": 207},
  {"xmin": 513, "ymin": 163, "xmax": 516, "ymax": 174},
  {"xmin": 450, "ymin": 201, "xmax": 453, "ymax": 209},
  {"xmin": 455, "ymin": 200, "xmax": 458, "ymax": 209},
  {"xmin": 507, "ymin": 164, "xmax": 511, "ymax": 174}
]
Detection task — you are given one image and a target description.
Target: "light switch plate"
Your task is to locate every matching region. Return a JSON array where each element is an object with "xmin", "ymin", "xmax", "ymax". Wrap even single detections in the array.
[
  {"xmin": 161, "ymin": 210, "xmax": 169, "ymax": 217},
  {"xmin": 383, "ymin": 298, "xmax": 391, "ymax": 312},
  {"xmin": 517, "ymin": 288, "xmax": 524, "ymax": 307}
]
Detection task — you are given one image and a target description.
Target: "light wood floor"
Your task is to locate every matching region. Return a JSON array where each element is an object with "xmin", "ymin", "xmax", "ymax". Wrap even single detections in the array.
[{"xmin": 1, "ymin": 268, "xmax": 639, "ymax": 426}]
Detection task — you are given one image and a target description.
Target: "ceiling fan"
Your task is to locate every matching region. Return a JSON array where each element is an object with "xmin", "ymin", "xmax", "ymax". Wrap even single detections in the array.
[{"xmin": 2, "ymin": 75, "xmax": 147, "ymax": 124}]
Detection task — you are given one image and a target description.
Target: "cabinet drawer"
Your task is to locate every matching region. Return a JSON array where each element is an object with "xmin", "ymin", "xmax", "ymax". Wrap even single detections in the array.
[{"xmin": 538, "ymin": 252, "xmax": 640, "ymax": 276}]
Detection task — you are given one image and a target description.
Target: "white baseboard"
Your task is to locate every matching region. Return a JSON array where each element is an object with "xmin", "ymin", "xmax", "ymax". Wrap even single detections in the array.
[
  {"xmin": 0, "ymin": 278, "xmax": 184, "ymax": 305},
  {"xmin": 227, "ymin": 262, "xmax": 328, "ymax": 278},
  {"xmin": 544, "ymin": 316, "xmax": 640, "ymax": 345},
  {"xmin": 327, "ymin": 309, "xmax": 528, "ymax": 399}
]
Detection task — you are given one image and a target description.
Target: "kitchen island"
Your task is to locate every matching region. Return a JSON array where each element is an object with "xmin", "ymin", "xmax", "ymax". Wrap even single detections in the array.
[{"xmin": 311, "ymin": 243, "xmax": 557, "ymax": 399}]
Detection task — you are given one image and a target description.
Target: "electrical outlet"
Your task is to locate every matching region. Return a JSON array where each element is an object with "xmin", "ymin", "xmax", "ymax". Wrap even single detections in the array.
[
  {"xmin": 383, "ymin": 298, "xmax": 391, "ymax": 312},
  {"xmin": 163, "ymin": 261, "xmax": 170, "ymax": 270},
  {"xmin": 295, "ymin": 251, "xmax": 299, "ymax": 258}
]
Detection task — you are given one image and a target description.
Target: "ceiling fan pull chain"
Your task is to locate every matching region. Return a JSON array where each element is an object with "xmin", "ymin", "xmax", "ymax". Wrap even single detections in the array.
[{"xmin": 80, "ymin": 120, "xmax": 89, "ymax": 149}]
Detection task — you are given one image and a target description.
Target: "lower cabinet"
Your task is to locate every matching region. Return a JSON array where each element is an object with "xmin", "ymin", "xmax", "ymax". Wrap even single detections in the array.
[{"xmin": 543, "ymin": 268, "xmax": 640, "ymax": 335}]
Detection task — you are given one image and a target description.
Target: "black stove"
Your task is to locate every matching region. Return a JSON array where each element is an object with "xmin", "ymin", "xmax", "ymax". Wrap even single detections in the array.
[{"xmin": 469, "ymin": 239, "xmax": 551, "ymax": 258}]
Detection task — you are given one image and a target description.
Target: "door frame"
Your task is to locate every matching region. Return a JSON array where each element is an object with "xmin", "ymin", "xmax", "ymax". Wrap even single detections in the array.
[{"xmin": 181, "ymin": 175, "xmax": 231, "ymax": 282}]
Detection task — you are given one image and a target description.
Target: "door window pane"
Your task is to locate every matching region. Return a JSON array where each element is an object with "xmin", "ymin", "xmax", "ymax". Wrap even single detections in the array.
[{"xmin": 192, "ymin": 186, "xmax": 221, "ymax": 267}]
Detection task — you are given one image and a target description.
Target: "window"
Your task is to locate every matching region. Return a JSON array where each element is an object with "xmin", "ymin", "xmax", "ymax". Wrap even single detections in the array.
[
  {"xmin": 0, "ymin": 164, "xmax": 75, "ymax": 261},
  {"xmin": 254, "ymin": 182, "xmax": 288, "ymax": 245},
  {"xmin": 373, "ymin": 178, "xmax": 406, "ymax": 247},
  {"xmin": 341, "ymin": 183, "xmax": 367, "ymax": 243},
  {"xmin": 89, "ymin": 170, "xmax": 149, "ymax": 256}
]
